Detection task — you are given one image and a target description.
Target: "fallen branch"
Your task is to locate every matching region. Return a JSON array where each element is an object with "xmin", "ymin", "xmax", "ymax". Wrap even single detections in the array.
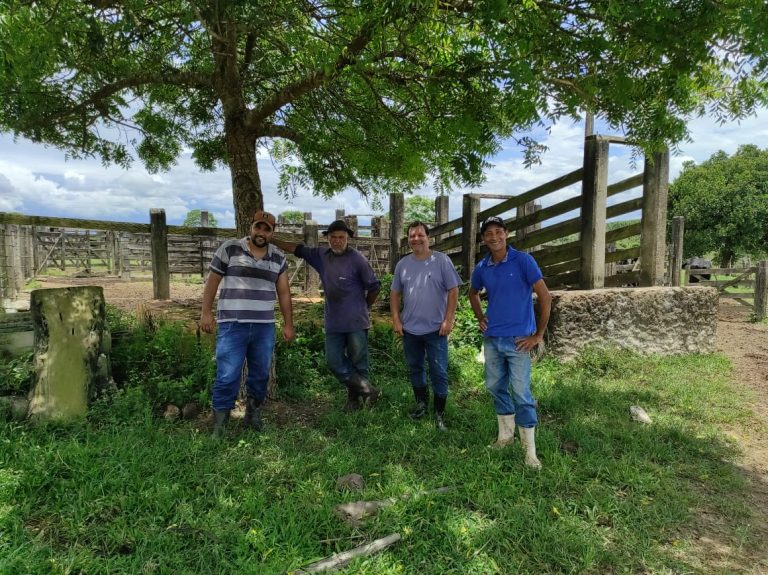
[{"xmin": 290, "ymin": 532, "xmax": 401, "ymax": 574}]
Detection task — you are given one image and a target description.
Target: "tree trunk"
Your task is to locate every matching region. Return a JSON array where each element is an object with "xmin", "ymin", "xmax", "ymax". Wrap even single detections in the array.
[
  {"xmin": 719, "ymin": 249, "xmax": 735, "ymax": 268},
  {"xmin": 27, "ymin": 286, "xmax": 112, "ymax": 420},
  {"xmin": 226, "ymin": 122, "xmax": 264, "ymax": 235}
]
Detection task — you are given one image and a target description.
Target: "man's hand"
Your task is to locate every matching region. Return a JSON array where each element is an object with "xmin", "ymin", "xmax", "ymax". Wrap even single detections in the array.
[
  {"xmin": 477, "ymin": 315, "xmax": 488, "ymax": 333},
  {"xmin": 516, "ymin": 333, "xmax": 543, "ymax": 352},
  {"xmin": 392, "ymin": 317, "xmax": 404, "ymax": 336},
  {"xmin": 282, "ymin": 324, "xmax": 296, "ymax": 342},
  {"xmin": 200, "ymin": 310, "xmax": 216, "ymax": 334},
  {"xmin": 439, "ymin": 319, "xmax": 454, "ymax": 337}
]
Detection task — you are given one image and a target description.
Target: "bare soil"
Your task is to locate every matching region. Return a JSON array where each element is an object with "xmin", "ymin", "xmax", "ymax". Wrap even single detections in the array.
[{"xmin": 28, "ymin": 276, "xmax": 768, "ymax": 571}]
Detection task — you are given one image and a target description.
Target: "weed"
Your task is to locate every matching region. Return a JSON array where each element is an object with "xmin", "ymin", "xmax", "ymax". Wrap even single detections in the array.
[{"xmin": 0, "ymin": 351, "xmax": 34, "ymax": 395}]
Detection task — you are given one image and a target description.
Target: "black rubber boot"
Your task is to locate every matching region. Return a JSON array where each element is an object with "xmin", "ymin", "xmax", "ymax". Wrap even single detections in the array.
[
  {"xmin": 244, "ymin": 397, "xmax": 263, "ymax": 431},
  {"xmin": 409, "ymin": 386, "xmax": 429, "ymax": 420},
  {"xmin": 434, "ymin": 395, "xmax": 448, "ymax": 432},
  {"xmin": 343, "ymin": 384, "xmax": 362, "ymax": 412},
  {"xmin": 212, "ymin": 409, "xmax": 230, "ymax": 438},
  {"xmin": 348, "ymin": 373, "xmax": 380, "ymax": 407}
]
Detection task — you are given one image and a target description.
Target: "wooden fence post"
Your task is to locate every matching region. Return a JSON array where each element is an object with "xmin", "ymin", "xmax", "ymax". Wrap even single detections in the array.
[
  {"xmin": 389, "ymin": 193, "xmax": 404, "ymax": 273},
  {"xmin": 755, "ymin": 260, "xmax": 768, "ymax": 322},
  {"xmin": 579, "ymin": 135, "xmax": 609, "ymax": 289},
  {"xmin": 343, "ymin": 215, "xmax": 358, "ymax": 236},
  {"xmin": 671, "ymin": 216, "xmax": 684, "ymax": 287},
  {"xmin": 461, "ymin": 194, "xmax": 481, "ymax": 281},
  {"xmin": 639, "ymin": 149, "xmax": 670, "ymax": 287},
  {"xmin": 435, "ymin": 195, "xmax": 449, "ymax": 242},
  {"xmin": 149, "ymin": 209, "xmax": 170, "ymax": 300},
  {"xmin": 303, "ymin": 221, "xmax": 320, "ymax": 295},
  {"xmin": 371, "ymin": 216, "xmax": 389, "ymax": 238},
  {"xmin": 335, "ymin": 209, "xmax": 345, "ymax": 221}
]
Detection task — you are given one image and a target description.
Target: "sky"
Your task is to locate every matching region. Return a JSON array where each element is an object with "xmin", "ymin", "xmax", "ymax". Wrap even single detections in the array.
[{"xmin": 1, "ymin": 109, "xmax": 767, "ymax": 230}]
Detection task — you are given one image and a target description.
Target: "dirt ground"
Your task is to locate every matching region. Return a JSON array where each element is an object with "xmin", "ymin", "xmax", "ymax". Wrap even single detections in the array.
[{"xmin": 27, "ymin": 276, "xmax": 768, "ymax": 571}]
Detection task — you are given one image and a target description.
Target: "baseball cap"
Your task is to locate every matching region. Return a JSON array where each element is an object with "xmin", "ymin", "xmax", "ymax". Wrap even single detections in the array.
[
  {"xmin": 322, "ymin": 219, "xmax": 355, "ymax": 237},
  {"xmin": 252, "ymin": 210, "xmax": 276, "ymax": 230},
  {"xmin": 480, "ymin": 216, "xmax": 506, "ymax": 235}
]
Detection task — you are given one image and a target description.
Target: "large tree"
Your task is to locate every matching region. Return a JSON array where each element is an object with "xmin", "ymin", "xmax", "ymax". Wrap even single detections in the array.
[
  {"xmin": 1, "ymin": 1, "xmax": 767, "ymax": 233},
  {"xmin": 669, "ymin": 145, "xmax": 768, "ymax": 267}
]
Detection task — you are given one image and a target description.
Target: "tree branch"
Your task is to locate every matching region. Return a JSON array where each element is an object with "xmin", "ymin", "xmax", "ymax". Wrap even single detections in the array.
[{"xmin": 247, "ymin": 19, "xmax": 378, "ymax": 128}]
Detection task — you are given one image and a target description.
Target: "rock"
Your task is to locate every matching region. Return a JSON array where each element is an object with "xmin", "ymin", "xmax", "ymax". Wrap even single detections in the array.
[
  {"xmin": 630, "ymin": 405, "xmax": 652, "ymax": 424},
  {"xmin": 0, "ymin": 396, "xmax": 29, "ymax": 421},
  {"xmin": 336, "ymin": 473, "xmax": 366, "ymax": 491},
  {"xmin": 163, "ymin": 404, "xmax": 181, "ymax": 421},
  {"xmin": 181, "ymin": 402, "xmax": 201, "ymax": 420}
]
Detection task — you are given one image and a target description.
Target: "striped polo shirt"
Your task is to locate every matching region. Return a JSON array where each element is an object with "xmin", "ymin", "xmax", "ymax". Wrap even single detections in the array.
[{"xmin": 209, "ymin": 238, "xmax": 287, "ymax": 323}]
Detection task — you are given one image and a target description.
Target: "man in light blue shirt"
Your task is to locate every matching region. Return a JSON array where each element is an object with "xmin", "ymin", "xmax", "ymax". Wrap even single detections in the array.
[{"xmin": 391, "ymin": 221, "xmax": 462, "ymax": 431}]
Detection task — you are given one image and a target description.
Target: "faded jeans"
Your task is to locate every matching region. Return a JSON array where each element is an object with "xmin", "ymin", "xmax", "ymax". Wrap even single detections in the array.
[{"xmin": 483, "ymin": 336, "xmax": 538, "ymax": 427}]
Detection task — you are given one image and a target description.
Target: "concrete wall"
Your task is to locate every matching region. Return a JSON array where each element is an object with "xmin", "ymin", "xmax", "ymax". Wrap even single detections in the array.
[{"xmin": 545, "ymin": 286, "xmax": 718, "ymax": 360}]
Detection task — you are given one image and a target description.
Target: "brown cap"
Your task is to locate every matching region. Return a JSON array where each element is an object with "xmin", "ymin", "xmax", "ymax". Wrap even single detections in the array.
[{"xmin": 252, "ymin": 210, "xmax": 276, "ymax": 231}]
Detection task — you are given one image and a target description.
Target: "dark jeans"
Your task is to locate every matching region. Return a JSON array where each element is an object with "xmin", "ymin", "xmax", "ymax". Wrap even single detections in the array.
[
  {"xmin": 325, "ymin": 330, "xmax": 369, "ymax": 384},
  {"xmin": 212, "ymin": 322, "xmax": 275, "ymax": 410},
  {"xmin": 403, "ymin": 330, "xmax": 449, "ymax": 397}
]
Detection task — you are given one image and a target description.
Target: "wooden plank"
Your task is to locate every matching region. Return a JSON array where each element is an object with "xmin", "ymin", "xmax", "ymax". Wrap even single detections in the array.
[
  {"xmin": 477, "ymin": 169, "xmax": 584, "ymax": 220},
  {"xmin": 605, "ymin": 246, "xmax": 640, "ymax": 264},
  {"xmin": 540, "ymin": 258, "xmax": 580, "ymax": 277},
  {"xmin": 698, "ymin": 267, "xmax": 756, "ymax": 275},
  {"xmin": 580, "ymin": 136, "xmax": 609, "ymax": 288}
]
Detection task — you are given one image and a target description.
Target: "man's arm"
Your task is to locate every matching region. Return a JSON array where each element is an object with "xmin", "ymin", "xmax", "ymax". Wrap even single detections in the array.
[
  {"xmin": 468, "ymin": 287, "xmax": 487, "ymax": 333},
  {"xmin": 390, "ymin": 290, "xmax": 403, "ymax": 335},
  {"xmin": 366, "ymin": 288, "xmax": 380, "ymax": 309},
  {"xmin": 276, "ymin": 271, "xmax": 295, "ymax": 342},
  {"xmin": 439, "ymin": 286, "xmax": 459, "ymax": 336},
  {"xmin": 515, "ymin": 278, "xmax": 551, "ymax": 352},
  {"xmin": 200, "ymin": 272, "xmax": 223, "ymax": 333},
  {"xmin": 271, "ymin": 236, "xmax": 299, "ymax": 255}
]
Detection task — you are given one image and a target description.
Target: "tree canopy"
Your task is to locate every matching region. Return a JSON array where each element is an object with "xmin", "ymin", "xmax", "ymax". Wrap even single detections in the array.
[
  {"xmin": 182, "ymin": 209, "xmax": 218, "ymax": 228},
  {"xmin": 669, "ymin": 145, "xmax": 768, "ymax": 266},
  {"xmin": 280, "ymin": 210, "xmax": 305, "ymax": 224},
  {"xmin": 405, "ymin": 195, "xmax": 436, "ymax": 227},
  {"xmin": 1, "ymin": 0, "xmax": 767, "ymax": 233}
]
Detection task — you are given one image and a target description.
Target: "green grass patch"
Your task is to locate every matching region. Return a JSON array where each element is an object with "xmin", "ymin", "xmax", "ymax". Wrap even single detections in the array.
[{"xmin": 0, "ymin": 345, "xmax": 759, "ymax": 574}]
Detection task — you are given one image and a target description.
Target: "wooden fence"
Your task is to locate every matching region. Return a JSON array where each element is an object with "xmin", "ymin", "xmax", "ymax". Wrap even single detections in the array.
[
  {"xmin": 684, "ymin": 262, "xmax": 768, "ymax": 320},
  {"xmin": 1, "ymin": 133, "xmax": 672, "ymax": 303}
]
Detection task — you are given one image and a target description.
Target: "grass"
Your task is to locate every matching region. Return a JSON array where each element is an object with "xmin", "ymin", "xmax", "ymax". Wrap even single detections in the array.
[{"xmin": 0, "ymin": 347, "xmax": 761, "ymax": 574}]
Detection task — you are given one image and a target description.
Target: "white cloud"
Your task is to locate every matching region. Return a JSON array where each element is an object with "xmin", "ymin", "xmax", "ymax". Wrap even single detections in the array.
[{"xmin": 1, "ymin": 107, "xmax": 766, "ymax": 229}]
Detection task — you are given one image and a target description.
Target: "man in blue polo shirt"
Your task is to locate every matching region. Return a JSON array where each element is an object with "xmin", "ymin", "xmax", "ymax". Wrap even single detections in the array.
[
  {"xmin": 468, "ymin": 216, "xmax": 551, "ymax": 469},
  {"xmin": 201, "ymin": 210, "xmax": 295, "ymax": 437},
  {"xmin": 273, "ymin": 220, "xmax": 381, "ymax": 412}
]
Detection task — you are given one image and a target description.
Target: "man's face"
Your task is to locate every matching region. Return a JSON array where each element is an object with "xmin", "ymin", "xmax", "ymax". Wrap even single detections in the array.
[
  {"xmin": 250, "ymin": 222, "xmax": 273, "ymax": 247},
  {"xmin": 328, "ymin": 230, "xmax": 349, "ymax": 254},
  {"xmin": 407, "ymin": 225, "xmax": 429, "ymax": 255},
  {"xmin": 482, "ymin": 224, "xmax": 507, "ymax": 252}
]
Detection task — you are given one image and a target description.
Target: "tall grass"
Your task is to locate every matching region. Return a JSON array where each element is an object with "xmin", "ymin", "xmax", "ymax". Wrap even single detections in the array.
[{"xmin": 0, "ymin": 340, "xmax": 762, "ymax": 574}]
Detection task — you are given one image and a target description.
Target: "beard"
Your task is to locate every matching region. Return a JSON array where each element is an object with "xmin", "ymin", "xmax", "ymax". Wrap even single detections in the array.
[{"xmin": 251, "ymin": 234, "xmax": 268, "ymax": 247}]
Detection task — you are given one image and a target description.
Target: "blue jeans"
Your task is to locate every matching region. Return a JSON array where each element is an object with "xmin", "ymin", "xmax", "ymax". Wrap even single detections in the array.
[
  {"xmin": 212, "ymin": 322, "xmax": 275, "ymax": 410},
  {"xmin": 483, "ymin": 336, "xmax": 538, "ymax": 427},
  {"xmin": 325, "ymin": 330, "xmax": 369, "ymax": 384},
  {"xmin": 403, "ymin": 331, "xmax": 449, "ymax": 397}
]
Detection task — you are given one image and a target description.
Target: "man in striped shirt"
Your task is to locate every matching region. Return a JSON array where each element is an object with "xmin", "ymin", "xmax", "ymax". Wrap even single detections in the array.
[{"xmin": 201, "ymin": 210, "xmax": 295, "ymax": 437}]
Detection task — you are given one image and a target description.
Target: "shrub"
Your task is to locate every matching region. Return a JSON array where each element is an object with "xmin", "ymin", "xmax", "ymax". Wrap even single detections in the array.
[{"xmin": 0, "ymin": 351, "xmax": 34, "ymax": 395}]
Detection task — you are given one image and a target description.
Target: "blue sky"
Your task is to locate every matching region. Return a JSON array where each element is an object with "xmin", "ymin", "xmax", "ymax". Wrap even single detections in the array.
[{"xmin": 1, "ymin": 109, "xmax": 766, "ymax": 229}]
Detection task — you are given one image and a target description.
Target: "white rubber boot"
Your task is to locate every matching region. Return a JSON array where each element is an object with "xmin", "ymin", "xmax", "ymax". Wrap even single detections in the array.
[
  {"xmin": 518, "ymin": 426, "xmax": 542, "ymax": 469},
  {"xmin": 492, "ymin": 414, "xmax": 516, "ymax": 448}
]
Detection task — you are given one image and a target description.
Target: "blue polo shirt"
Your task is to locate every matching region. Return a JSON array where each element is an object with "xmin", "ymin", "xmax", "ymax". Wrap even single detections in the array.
[
  {"xmin": 470, "ymin": 247, "xmax": 543, "ymax": 337},
  {"xmin": 295, "ymin": 245, "xmax": 381, "ymax": 333}
]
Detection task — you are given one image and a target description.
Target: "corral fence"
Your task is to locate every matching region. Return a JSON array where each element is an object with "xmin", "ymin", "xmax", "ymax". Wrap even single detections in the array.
[
  {"xmin": 2, "ymin": 133, "xmax": 708, "ymax": 309},
  {"xmin": 0, "ymin": 210, "xmax": 392, "ymax": 303},
  {"xmin": 684, "ymin": 261, "xmax": 768, "ymax": 320}
]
